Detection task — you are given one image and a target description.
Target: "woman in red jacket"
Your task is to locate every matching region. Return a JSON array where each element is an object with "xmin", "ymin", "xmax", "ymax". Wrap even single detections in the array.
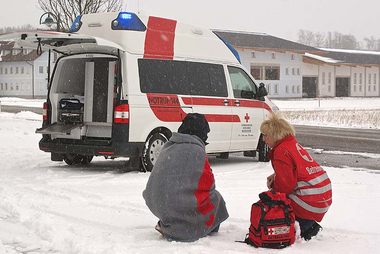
[{"xmin": 260, "ymin": 113, "xmax": 332, "ymax": 241}]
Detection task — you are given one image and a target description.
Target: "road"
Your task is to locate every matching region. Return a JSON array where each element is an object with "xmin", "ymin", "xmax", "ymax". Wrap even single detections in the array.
[
  {"xmin": 1, "ymin": 105, "xmax": 379, "ymax": 169},
  {"xmin": 294, "ymin": 125, "xmax": 380, "ymax": 170}
]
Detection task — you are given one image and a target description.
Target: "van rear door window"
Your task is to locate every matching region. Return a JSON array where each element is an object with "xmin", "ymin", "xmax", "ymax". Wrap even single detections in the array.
[{"xmin": 138, "ymin": 59, "xmax": 227, "ymax": 97}]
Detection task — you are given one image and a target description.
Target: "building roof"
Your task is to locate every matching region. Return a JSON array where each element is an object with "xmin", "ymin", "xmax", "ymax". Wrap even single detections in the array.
[
  {"xmin": 214, "ymin": 30, "xmax": 323, "ymax": 54},
  {"xmin": 0, "ymin": 41, "xmax": 40, "ymax": 62},
  {"xmin": 304, "ymin": 48, "xmax": 380, "ymax": 66}
]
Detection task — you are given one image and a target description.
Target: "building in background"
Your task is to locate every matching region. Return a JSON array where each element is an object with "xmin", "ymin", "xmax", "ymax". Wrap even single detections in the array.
[
  {"xmin": 214, "ymin": 30, "xmax": 323, "ymax": 98},
  {"xmin": 0, "ymin": 41, "xmax": 57, "ymax": 98},
  {"xmin": 303, "ymin": 49, "xmax": 380, "ymax": 97}
]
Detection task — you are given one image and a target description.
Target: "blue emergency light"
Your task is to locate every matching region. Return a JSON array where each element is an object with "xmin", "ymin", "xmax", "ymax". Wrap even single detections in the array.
[
  {"xmin": 69, "ymin": 15, "xmax": 83, "ymax": 32},
  {"xmin": 111, "ymin": 12, "xmax": 146, "ymax": 31}
]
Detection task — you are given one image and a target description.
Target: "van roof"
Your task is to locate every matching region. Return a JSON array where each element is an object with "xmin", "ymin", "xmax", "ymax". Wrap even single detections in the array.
[{"xmin": 74, "ymin": 12, "xmax": 240, "ymax": 64}]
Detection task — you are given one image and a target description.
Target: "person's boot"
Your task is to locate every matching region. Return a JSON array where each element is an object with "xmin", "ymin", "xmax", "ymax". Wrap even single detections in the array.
[{"xmin": 301, "ymin": 222, "xmax": 322, "ymax": 241}]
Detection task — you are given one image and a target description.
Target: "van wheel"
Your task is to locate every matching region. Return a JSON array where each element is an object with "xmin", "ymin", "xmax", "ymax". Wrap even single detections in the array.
[
  {"xmin": 142, "ymin": 133, "xmax": 168, "ymax": 172},
  {"xmin": 258, "ymin": 136, "xmax": 270, "ymax": 162},
  {"xmin": 63, "ymin": 154, "xmax": 93, "ymax": 165}
]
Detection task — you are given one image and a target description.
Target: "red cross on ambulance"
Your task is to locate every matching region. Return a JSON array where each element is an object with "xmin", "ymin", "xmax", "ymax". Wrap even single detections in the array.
[{"xmin": 244, "ymin": 113, "xmax": 250, "ymax": 123}]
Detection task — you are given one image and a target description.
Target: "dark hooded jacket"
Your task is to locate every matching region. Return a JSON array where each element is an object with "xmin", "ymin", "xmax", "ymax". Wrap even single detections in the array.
[{"xmin": 142, "ymin": 132, "xmax": 229, "ymax": 241}]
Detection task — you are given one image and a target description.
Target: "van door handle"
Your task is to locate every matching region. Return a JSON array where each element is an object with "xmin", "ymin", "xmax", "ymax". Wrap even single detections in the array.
[
  {"xmin": 234, "ymin": 100, "xmax": 240, "ymax": 106},
  {"xmin": 223, "ymin": 99, "xmax": 229, "ymax": 105}
]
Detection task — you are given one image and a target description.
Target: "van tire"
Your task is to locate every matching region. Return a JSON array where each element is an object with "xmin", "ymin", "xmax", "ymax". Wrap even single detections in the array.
[
  {"xmin": 63, "ymin": 154, "xmax": 93, "ymax": 165},
  {"xmin": 142, "ymin": 132, "xmax": 168, "ymax": 172},
  {"xmin": 258, "ymin": 136, "xmax": 270, "ymax": 162}
]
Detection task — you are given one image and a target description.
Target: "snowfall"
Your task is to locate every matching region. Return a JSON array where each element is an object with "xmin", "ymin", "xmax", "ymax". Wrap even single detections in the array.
[{"xmin": 0, "ymin": 97, "xmax": 380, "ymax": 254}]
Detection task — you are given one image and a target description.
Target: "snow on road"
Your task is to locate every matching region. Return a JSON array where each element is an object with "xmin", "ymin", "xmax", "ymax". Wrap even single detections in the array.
[{"xmin": 1, "ymin": 111, "xmax": 380, "ymax": 253}]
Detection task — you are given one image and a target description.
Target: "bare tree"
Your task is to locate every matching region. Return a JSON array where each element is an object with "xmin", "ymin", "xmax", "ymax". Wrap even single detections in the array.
[
  {"xmin": 314, "ymin": 32, "xmax": 325, "ymax": 47},
  {"xmin": 364, "ymin": 36, "xmax": 377, "ymax": 50},
  {"xmin": 0, "ymin": 25, "xmax": 35, "ymax": 34},
  {"xmin": 38, "ymin": 0, "xmax": 123, "ymax": 31}
]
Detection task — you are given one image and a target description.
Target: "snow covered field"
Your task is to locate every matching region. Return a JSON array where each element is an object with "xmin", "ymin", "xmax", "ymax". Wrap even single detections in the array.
[{"xmin": 0, "ymin": 98, "xmax": 380, "ymax": 253}]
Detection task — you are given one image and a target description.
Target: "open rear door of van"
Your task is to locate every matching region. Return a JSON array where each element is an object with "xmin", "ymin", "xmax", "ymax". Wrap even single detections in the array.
[{"xmin": 0, "ymin": 31, "xmax": 124, "ymax": 54}]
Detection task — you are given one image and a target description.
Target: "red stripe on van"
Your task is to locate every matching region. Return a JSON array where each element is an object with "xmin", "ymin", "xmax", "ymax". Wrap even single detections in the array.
[
  {"xmin": 183, "ymin": 97, "xmax": 272, "ymax": 113},
  {"xmin": 146, "ymin": 94, "xmax": 241, "ymax": 122},
  {"xmin": 143, "ymin": 16, "xmax": 177, "ymax": 59}
]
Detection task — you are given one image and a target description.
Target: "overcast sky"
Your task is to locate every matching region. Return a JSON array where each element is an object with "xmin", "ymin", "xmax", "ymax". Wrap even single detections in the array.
[{"xmin": 1, "ymin": 0, "xmax": 379, "ymax": 43}]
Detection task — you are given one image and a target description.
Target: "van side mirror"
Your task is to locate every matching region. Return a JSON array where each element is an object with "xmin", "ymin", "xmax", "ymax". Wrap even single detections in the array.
[{"xmin": 258, "ymin": 83, "xmax": 268, "ymax": 97}]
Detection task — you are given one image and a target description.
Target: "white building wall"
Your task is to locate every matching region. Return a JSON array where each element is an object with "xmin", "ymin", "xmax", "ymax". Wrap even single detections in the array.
[
  {"xmin": 238, "ymin": 49, "xmax": 303, "ymax": 98},
  {"xmin": 350, "ymin": 66, "xmax": 365, "ymax": 97},
  {"xmin": 365, "ymin": 67, "xmax": 380, "ymax": 97},
  {"xmin": 303, "ymin": 62, "xmax": 319, "ymax": 76},
  {"xmin": 318, "ymin": 65, "xmax": 335, "ymax": 97},
  {"xmin": 0, "ymin": 51, "xmax": 54, "ymax": 98}
]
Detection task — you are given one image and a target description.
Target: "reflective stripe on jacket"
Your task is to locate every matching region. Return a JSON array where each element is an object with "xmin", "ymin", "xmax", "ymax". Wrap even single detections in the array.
[{"xmin": 268, "ymin": 135, "xmax": 332, "ymax": 222}]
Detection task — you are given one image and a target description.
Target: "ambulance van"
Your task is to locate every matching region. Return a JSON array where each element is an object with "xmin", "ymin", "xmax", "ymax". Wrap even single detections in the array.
[{"xmin": 2, "ymin": 12, "xmax": 278, "ymax": 171}]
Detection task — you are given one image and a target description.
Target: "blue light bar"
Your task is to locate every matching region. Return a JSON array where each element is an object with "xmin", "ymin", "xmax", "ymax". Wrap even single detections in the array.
[
  {"xmin": 213, "ymin": 32, "xmax": 241, "ymax": 63},
  {"xmin": 111, "ymin": 12, "xmax": 146, "ymax": 31},
  {"xmin": 69, "ymin": 15, "xmax": 83, "ymax": 32}
]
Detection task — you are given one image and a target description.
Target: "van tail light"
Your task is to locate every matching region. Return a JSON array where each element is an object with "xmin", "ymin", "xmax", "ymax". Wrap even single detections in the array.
[
  {"xmin": 43, "ymin": 102, "xmax": 48, "ymax": 121},
  {"xmin": 114, "ymin": 104, "xmax": 129, "ymax": 123}
]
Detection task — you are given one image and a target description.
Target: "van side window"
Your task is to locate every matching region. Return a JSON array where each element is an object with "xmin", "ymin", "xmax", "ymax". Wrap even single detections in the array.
[
  {"xmin": 139, "ymin": 59, "xmax": 227, "ymax": 97},
  {"xmin": 228, "ymin": 66, "xmax": 257, "ymax": 99},
  {"xmin": 138, "ymin": 59, "xmax": 189, "ymax": 95}
]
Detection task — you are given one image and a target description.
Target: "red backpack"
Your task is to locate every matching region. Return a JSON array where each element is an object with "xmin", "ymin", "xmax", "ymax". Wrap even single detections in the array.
[{"xmin": 244, "ymin": 190, "xmax": 296, "ymax": 249}]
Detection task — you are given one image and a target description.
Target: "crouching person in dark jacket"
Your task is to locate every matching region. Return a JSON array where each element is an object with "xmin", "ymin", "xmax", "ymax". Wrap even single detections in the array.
[{"xmin": 143, "ymin": 113, "xmax": 229, "ymax": 242}]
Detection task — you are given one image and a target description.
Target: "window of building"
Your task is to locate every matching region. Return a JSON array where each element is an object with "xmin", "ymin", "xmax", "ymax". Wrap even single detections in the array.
[
  {"xmin": 322, "ymin": 72, "xmax": 325, "ymax": 85},
  {"xmin": 297, "ymin": 68, "xmax": 300, "ymax": 75},
  {"xmin": 354, "ymin": 73, "xmax": 357, "ymax": 84},
  {"xmin": 0, "ymin": 67, "xmax": 2, "ymax": 74},
  {"xmin": 5, "ymin": 68, "xmax": 7, "ymax": 74},
  {"xmin": 292, "ymin": 85, "xmax": 295, "ymax": 93},
  {"xmin": 274, "ymin": 84, "xmax": 278, "ymax": 94},
  {"xmin": 292, "ymin": 68, "xmax": 295, "ymax": 75},
  {"xmin": 297, "ymin": 85, "xmax": 300, "ymax": 93},
  {"xmin": 15, "ymin": 84, "xmax": 19, "ymax": 91},
  {"xmin": 267, "ymin": 84, "xmax": 271, "ymax": 94},
  {"xmin": 265, "ymin": 66, "xmax": 280, "ymax": 80},
  {"xmin": 354, "ymin": 85, "xmax": 356, "ymax": 92},
  {"xmin": 374, "ymin": 74, "xmax": 377, "ymax": 84},
  {"xmin": 285, "ymin": 85, "xmax": 289, "ymax": 93},
  {"xmin": 328, "ymin": 72, "xmax": 331, "ymax": 84},
  {"xmin": 328, "ymin": 85, "xmax": 331, "ymax": 92},
  {"xmin": 10, "ymin": 83, "xmax": 13, "ymax": 90},
  {"xmin": 285, "ymin": 68, "xmax": 289, "ymax": 75},
  {"xmin": 15, "ymin": 67, "xmax": 19, "ymax": 74},
  {"xmin": 21, "ymin": 67, "xmax": 24, "ymax": 74},
  {"xmin": 0, "ymin": 83, "xmax": 3, "ymax": 90},
  {"xmin": 359, "ymin": 85, "xmax": 362, "ymax": 91},
  {"xmin": 39, "ymin": 66, "xmax": 44, "ymax": 74},
  {"xmin": 369, "ymin": 85, "xmax": 371, "ymax": 92},
  {"xmin": 271, "ymin": 52, "xmax": 276, "ymax": 59},
  {"xmin": 251, "ymin": 52, "xmax": 255, "ymax": 58},
  {"xmin": 291, "ymin": 54, "xmax": 295, "ymax": 60},
  {"xmin": 359, "ymin": 73, "xmax": 362, "ymax": 84},
  {"xmin": 250, "ymin": 66, "xmax": 263, "ymax": 80},
  {"xmin": 374, "ymin": 85, "xmax": 377, "ymax": 91},
  {"xmin": 369, "ymin": 74, "xmax": 372, "ymax": 85},
  {"xmin": 5, "ymin": 83, "xmax": 8, "ymax": 90},
  {"xmin": 10, "ymin": 67, "xmax": 13, "ymax": 74}
]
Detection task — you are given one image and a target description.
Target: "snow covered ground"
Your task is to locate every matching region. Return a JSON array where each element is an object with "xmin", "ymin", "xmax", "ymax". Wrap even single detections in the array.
[{"xmin": 1, "ymin": 98, "xmax": 380, "ymax": 253}]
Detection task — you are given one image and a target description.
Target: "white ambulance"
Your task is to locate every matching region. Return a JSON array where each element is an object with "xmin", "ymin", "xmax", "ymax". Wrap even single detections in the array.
[{"xmin": 2, "ymin": 12, "xmax": 278, "ymax": 171}]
